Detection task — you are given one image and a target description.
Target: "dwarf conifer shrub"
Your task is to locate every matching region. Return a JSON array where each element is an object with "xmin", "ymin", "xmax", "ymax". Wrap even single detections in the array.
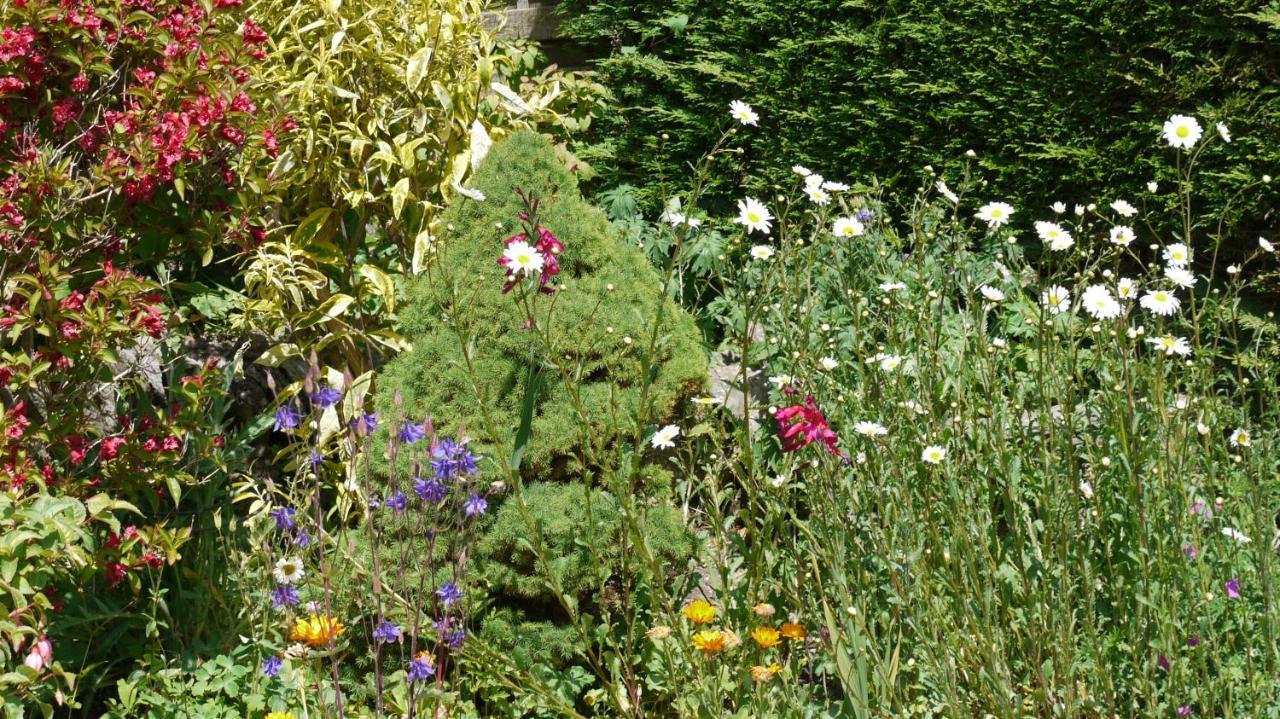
[{"xmin": 374, "ymin": 131, "xmax": 708, "ymax": 480}]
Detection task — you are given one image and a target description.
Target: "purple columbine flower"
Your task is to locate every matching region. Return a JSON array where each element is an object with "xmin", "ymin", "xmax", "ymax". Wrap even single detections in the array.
[
  {"xmin": 1226, "ymin": 578, "xmax": 1241, "ymax": 599},
  {"xmin": 855, "ymin": 208, "xmax": 874, "ymax": 223},
  {"xmin": 262, "ymin": 655, "xmax": 283, "ymax": 677},
  {"xmin": 271, "ymin": 584, "xmax": 300, "ymax": 608},
  {"xmin": 310, "ymin": 386, "xmax": 342, "ymax": 409},
  {"xmin": 414, "ymin": 477, "xmax": 447, "ymax": 503},
  {"xmin": 407, "ymin": 654, "xmax": 435, "ymax": 682},
  {"xmin": 399, "ymin": 420, "xmax": 426, "ymax": 445},
  {"xmin": 447, "ymin": 628, "xmax": 466, "ymax": 650},
  {"xmin": 372, "ymin": 619, "xmax": 402, "ymax": 643},
  {"xmin": 431, "ymin": 436, "xmax": 478, "ymax": 480},
  {"xmin": 464, "ymin": 494, "xmax": 487, "ymax": 517},
  {"xmin": 271, "ymin": 507, "xmax": 296, "ymax": 531},
  {"xmin": 274, "ymin": 405, "xmax": 300, "ymax": 432},
  {"xmin": 436, "ymin": 581, "xmax": 462, "ymax": 607},
  {"xmin": 348, "ymin": 411, "xmax": 379, "ymax": 435},
  {"xmin": 293, "ymin": 527, "xmax": 312, "ymax": 548},
  {"xmin": 308, "ymin": 449, "xmax": 325, "ymax": 468},
  {"xmin": 1177, "ymin": 707, "xmax": 1193, "ymax": 716},
  {"xmin": 385, "ymin": 490, "xmax": 408, "ymax": 512}
]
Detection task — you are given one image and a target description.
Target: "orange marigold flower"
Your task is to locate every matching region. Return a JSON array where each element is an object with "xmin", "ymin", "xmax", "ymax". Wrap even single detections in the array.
[
  {"xmin": 289, "ymin": 614, "xmax": 345, "ymax": 648},
  {"xmin": 779, "ymin": 622, "xmax": 807, "ymax": 640},
  {"xmin": 751, "ymin": 626, "xmax": 782, "ymax": 649},
  {"xmin": 691, "ymin": 629, "xmax": 727, "ymax": 654},
  {"xmin": 750, "ymin": 663, "xmax": 783, "ymax": 682},
  {"xmin": 682, "ymin": 599, "xmax": 717, "ymax": 625}
]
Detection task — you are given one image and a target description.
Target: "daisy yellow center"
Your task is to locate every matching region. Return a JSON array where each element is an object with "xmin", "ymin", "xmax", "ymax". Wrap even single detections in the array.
[
  {"xmin": 991, "ymin": 209, "xmax": 1004, "ymax": 218},
  {"xmin": 1176, "ymin": 126, "xmax": 1190, "ymax": 138},
  {"xmin": 1155, "ymin": 292, "xmax": 1168, "ymax": 301},
  {"xmin": 747, "ymin": 211, "xmax": 760, "ymax": 222},
  {"xmin": 518, "ymin": 253, "xmax": 532, "ymax": 264}
]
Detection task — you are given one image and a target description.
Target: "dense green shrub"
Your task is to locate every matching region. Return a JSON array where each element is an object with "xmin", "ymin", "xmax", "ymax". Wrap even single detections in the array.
[
  {"xmin": 559, "ymin": 0, "xmax": 1280, "ymax": 263},
  {"xmin": 373, "ymin": 131, "xmax": 708, "ymax": 480}
]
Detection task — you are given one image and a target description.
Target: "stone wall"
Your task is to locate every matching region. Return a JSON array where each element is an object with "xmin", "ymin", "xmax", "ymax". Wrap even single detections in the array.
[{"xmin": 486, "ymin": 0, "xmax": 561, "ymax": 41}]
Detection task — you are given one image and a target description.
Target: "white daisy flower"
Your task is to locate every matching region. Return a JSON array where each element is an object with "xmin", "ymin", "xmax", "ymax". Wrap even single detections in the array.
[
  {"xmin": 1147, "ymin": 181, "xmax": 1159, "ymax": 193},
  {"xmin": 879, "ymin": 281, "xmax": 907, "ymax": 292},
  {"xmin": 819, "ymin": 356, "xmax": 839, "ymax": 371},
  {"xmin": 1229, "ymin": 428, "xmax": 1252, "ymax": 448},
  {"xmin": 821, "ymin": 180, "xmax": 849, "ymax": 192},
  {"xmin": 920, "ymin": 445, "xmax": 947, "ymax": 464},
  {"xmin": 991, "ymin": 337, "xmax": 1007, "ymax": 348},
  {"xmin": 729, "ymin": 100, "xmax": 758, "ymax": 126},
  {"xmin": 1116, "ymin": 277, "xmax": 1138, "ymax": 300},
  {"xmin": 979, "ymin": 285, "xmax": 1005, "ymax": 302},
  {"xmin": 936, "ymin": 180, "xmax": 959, "ymax": 205},
  {"xmin": 503, "ymin": 240, "xmax": 545, "ymax": 276},
  {"xmin": 878, "ymin": 354, "xmax": 903, "ymax": 372},
  {"xmin": 1074, "ymin": 204, "xmax": 1086, "ymax": 216},
  {"xmin": 650, "ymin": 424, "xmax": 680, "ymax": 450},
  {"xmin": 750, "ymin": 245, "xmax": 775, "ymax": 261},
  {"xmin": 274, "ymin": 557, "xmax": 305, "ymax": 585},
  {"xmin": 792, "ymin": 165, "xmax": 812, "ymax": 177},
  {"xmin": 854, "ymin": 421, "xmax": 888, "ymax": 437},
  {"xmin": 1147, "ymin": 335, "xmax": 1191, "ymax": 356},
  {"xmin": 804, "ymin": 184, "xmax": 831, "ymax": 205},
  {"xmin": 1110, "ymin": 225, "xmax": 1136, "ymax": 246},
  {"xmin": 1051, "ymin": 201, "xmax": 1066, "ymax": 214},
  {"xmin": 1261, "ymin": 237, "xmax": 1275, "ymax": 253},
  {"xmin": 832, "ymin": 216, "xmax": 865, "ymax": 238},
  {"xmin": 768, "ymin": 374, "xmax": 795, "ymax": 388},
  {"xmin": 1110, "ymin": 199, "xmax": 1137, "ymax": 217},
  {"xmin": 1081, "ymin": 284, "xmax": 1122, "ymax": 320},
  {"xmin": 1041, "ymin": 285, "xmax": 1071, "ymax": 315},
  {"xmin": 803, "ymin": 173, "xmax": 824, "ymax": 189},
  {"xmin": 452, "ymin": 182, "xmax": 486, "ymax": 202},
  {"xmin": 976, "ymin": 201, "xmax": 1015, "ymax": 228},
  {"xmin": 660, "ymin": 210, "xmax": 702, "ymax": 228},
  {"xmin": 735, "ymin": 197, "xmax": 773, "ymax": 234},
  {"xmin": 1035, "ymin": 221, "xmax": 1074, "ymax": 251},
  {"xmin": 1140, "ymin": 289, "xmax": 1180, "ymax": 316},
  {"xmin": 1222, "ymin": 526, "xmax": 1251, "ymax": 543},
  {"xmin": 1164, "ymin": 266, "xmax": 1197, "ymax": 289},
  {"xmin": 1163, "ymin": 114, "xmax": 1203, "ymax": 149},
  {"xmin": 1216, "ymin": 122, "xmax": 1230, "ymax": 143},
  {"xmin": 1227, "ymin": 264, "xmax": 1240, "ymax": 275},
  {"xmin": 1162, "ymin": 243, "xmax": 1191, "ymax": 267}
]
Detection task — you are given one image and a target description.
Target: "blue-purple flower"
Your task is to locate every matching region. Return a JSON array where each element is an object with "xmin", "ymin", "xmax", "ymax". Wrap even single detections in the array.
[
  {"xmin": 385, "ymin": 490, "xmax": 408, "ymax": 512},
  {"xmin": 414, "ymin": 477, "xmax": 447, "ymax": 503},
  {"xmin": 308, "ymin": 449, "xmax": 325, "ymax": 468},
  {"xmin": 399, "ymin": 421, "xmax": 426, "ymax": 445},
  {"xmin": 274, "ymin": 406, "xmax": 300, "ymax": 432},
  {"xmin": 408, "ymin": 652, "xmax": 435, "ymax": 682},
  {"xmin": 372, "ymin": 619, "xmax": 402, "ymax": 643},
  {"xmin": 436, "ymin": 581, "xmax": 463, "ymax": 607},
  {"xmin": 1226, "ymin": 577, "xmax": 1241, "ymax": 600},
  {"xmin": 262, "ymin": 655, "xmax": 283, "ymax": 677},
  {"xmin": 350, "ymin": 412, "xmax": 379, "ymax": 435},
  {"xmin": 464, "ymin": 494, "xmax": 487, "ymax": 517},
  {"xmin": 271, "ymin": 507, "xmax": 297, "ymax": 531},
  {"xmin": 431, "ymin": 436, "xmax": 478, "ymax": 480},
  {"xmin": 447, "ymin": 628, "xmax": 466, "ymax": 650},
  {"xmin": 271, "ymin": 584, "xmax": 300, "ymax": 608},
  {"xmin": 293, "ymin": 527, "xmax": 312, "ymax": 548},
  {"xmin": 310, "ymin": 386, "xmax": 342, "ymax": 409}
]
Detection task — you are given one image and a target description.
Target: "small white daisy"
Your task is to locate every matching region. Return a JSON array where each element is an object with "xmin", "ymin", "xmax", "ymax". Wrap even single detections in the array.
[
  {"xmin": 920, "ymin": 445, "xmax": 947, "ymax": 464},
  {"xmin": 1139, "ymin": 289, "xmax": 1180, "ymax": 316},
  {"xmin": 660, "ymin": 210, "xmax": 702, "ymax": 228},
  {"xmin": 1163, "ymin": 114, "xmax": 1202, "ymax": 149},
  {"xmin": 1081, "ymin": 284, "xmax": 1122, "ymax": 320},
  {"xmin": 1116, "ymin": 277, "xmax": 1138, "ymax": 300},
  {"xmin": 750, "ymin": 244, "xmax": 775, "ymax": 261},
  {"xmin": 976, "ymin": 201, "xmax": 1015, "ymax": 228},
  {"xmin": 1035, "ymin": 221, "xmax": 1074, "ymax": 251},
  {"xmin": 1222, "ymin": 526, "xmax": 1251, "ymax": 543},
  {"xmin": 1216, "ymin": 122, "xmax": 1230, "ymax": 143},
  {"xmin": 792, "ymin": 165, "xmax": 812, "ymax": 177},
  {"xmin": 1162, "ymin": 243, "xmax": 1191, "ymax": 267},
  {"xmin": 1147, "ymin": 181, "xmax": 1159, "ymax": 193},
  {"xmin": 936, "ymin": 180, "xmax": 959, "ymax": 205},
  {"xmin": 1110, "ymin": 199, "xmax": 1137, "ymax": 217},
  {"xmin": 274, "ymin": 557, "xmax": 305, "ymax": 585},
  {"xmin": 650, "ymin": 424, "xmax": 680, "ymax": 450},
  {"xmin": 854, "ymin": 421, "xmax": 888, "ymax": 437},
  {"xmin": 1051, "ymin": 201, "xmax": 1066, "ymax": 214},
  {"xmin": 879, "ymin": 281, "xmax": 907, "ymax": 292},
  {"xmin": 1164, "ymin": 266, "xmax": 1197, "ymax": 289},
  {"xmin": 819, "ymin": 356, "xmax": 839, "ymax": 371},
  {"xmin": 1260, "ymin": 237, "xmax": 1275, "ymax": 253},
  {"xmin": 979, "ymin": 285, "xmax": 1005, "ymax": 302},
  {"xmin": 502, "ymin": 240, "xmax": 545, "ymax": 276},
  {"xmin": 1041, "ymin": 285, "xmax": 1071, "ymax": 315},
  {"xmin": 821, "ymin": 180, "xmax": 849, "ymax": 192},
  {"xmin": 832, "ymin": 216, "xmax": 865, "ymax": 238},
  {"xmin": 878, "ymin": 354, "xmax": 903, "ymax": 372},
  {"xmin": 1147, "ymin": 335, "xmax": 1191, "ymax": 356},
  {"xmin": 1229, "ymin": 428, "xmax": 1252, "ymax": 448},
  {"xmin": 729, "ymin": 100, "xmax": 758, "ymax": 126},
  {"xmin": 735, "ymin": 197, "xmax": 773, "ymax": 234},
  {"xmin": 804, "ymin": 184, "xmax": 831, "ymax": 205},
  {"xmin": 1109, "ymin": 225, "xmax": 1135, "ymax": 247}
]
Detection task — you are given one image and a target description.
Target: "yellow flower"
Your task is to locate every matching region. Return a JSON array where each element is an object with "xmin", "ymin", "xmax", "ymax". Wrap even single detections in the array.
[
  {"xmin": 691, "ymin": 629, "xmax": 727, "ymax": 654},
  {"xmin": 682, "ymin": 599, "xmax": 717, "ymax": 625},
  {"xmin": 750, "ymin": 663, "xmax": 782, "ymax": 682},
  {"xmin": 265, "ymin": 713, "xmax": 295, "ymax": 719},
  {"xmin": 645, "ymin": 625, "xmax": 672, "ymax": 641},
  {"xmin": 289, "ymin": 614, "xmax": 345, "ymax": 649},
  {"xmin": 751, "ymin": 626, "xmax": 782, "ymax": 649},
  {"xmin": 779, "ymin": 622, "xmax": 807, "ymax": 641}
]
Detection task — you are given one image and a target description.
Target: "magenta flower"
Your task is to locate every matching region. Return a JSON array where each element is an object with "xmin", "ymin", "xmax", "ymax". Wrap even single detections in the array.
[
  {"xmin": 1226, "ymin": 577, "xmax": 1241, "ymax": 599},
  {"xmin": 773, "ymin": 395, "xmax": 844, "ymax": 457}
]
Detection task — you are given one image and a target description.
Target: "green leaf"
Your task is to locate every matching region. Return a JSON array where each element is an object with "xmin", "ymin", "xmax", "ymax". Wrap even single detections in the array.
[{"xmin": 254, "ymin": 343, "xmax": 301, "ymax": 367}]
